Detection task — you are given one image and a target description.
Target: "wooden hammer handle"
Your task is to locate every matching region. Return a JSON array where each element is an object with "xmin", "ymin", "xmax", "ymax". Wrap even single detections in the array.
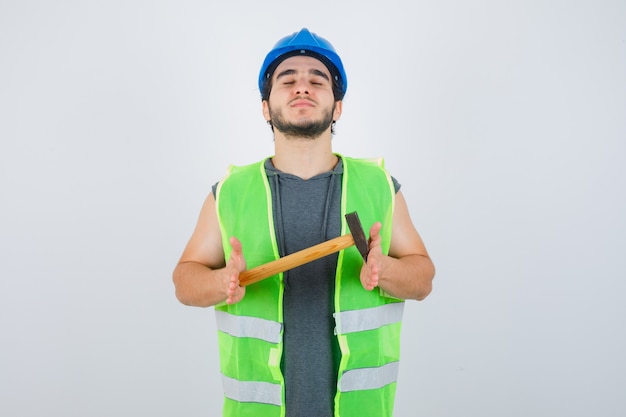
[{"xmin": 239, "ymin": 234, "xmax": 355, "ymax": 287}]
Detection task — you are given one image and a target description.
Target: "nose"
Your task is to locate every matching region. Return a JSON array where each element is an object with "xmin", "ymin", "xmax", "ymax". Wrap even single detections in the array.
[{"xmin": 294, "ymin": 78, "xmax": 309, "ymax": 95}]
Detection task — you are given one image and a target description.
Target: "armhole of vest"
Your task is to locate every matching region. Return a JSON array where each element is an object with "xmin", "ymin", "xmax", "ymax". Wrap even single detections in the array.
[
  {"xmin": 381, "ymin": 165, "xmax": 401, "ymax": 300},
  {"xmin": 214, "ymin": 167, "xmax": 233, "ymax": 255},
  {"xmin": 215, "ymin": 161, "xmax": 261, "ymax": 258}
]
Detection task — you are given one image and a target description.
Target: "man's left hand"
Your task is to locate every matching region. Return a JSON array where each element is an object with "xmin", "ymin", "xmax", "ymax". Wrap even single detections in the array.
[{"xmin": 360, "ymin": 222, "xmax": 383, "ymax": 291}]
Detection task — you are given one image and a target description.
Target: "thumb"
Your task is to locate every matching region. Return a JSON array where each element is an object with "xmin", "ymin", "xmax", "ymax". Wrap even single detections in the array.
[{"xmin": 228, "ymin": 236, "xmax": 246, "ymax": 272}]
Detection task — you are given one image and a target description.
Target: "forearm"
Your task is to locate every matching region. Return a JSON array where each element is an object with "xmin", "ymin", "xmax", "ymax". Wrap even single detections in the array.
[
  {"xmin": 173, "ymin": 261, "xmax": 228, "ymax": 307},
  {"xmin": 378, "ymin": 254, "xmax": 435, "ymax": 301}
]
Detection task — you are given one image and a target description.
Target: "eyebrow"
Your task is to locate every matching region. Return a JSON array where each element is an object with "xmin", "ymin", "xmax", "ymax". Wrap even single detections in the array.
[{"xmin": 275, "ymin": 68, "xmax": 330, "ymax": 82}]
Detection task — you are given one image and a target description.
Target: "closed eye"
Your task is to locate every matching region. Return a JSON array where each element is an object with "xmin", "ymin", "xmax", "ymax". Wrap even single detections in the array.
[{"xmin": 275, "ymin": 68, "xmax": 331, "ymax": 87}]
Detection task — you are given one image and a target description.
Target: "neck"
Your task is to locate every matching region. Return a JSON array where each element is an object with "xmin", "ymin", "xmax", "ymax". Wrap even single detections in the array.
[{"xmin": 271, "ymin": 132, "xmax": 338, "ymax": 179}]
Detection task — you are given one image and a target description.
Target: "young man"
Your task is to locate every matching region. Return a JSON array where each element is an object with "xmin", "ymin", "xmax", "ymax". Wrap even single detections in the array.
[{"xmin": 173, "ymin": 28, "xmax": 435, "ymax": 417}]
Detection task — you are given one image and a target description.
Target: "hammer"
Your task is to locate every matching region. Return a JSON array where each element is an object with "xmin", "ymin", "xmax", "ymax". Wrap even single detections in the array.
[{"xmin": 239, "ymin": 211, "xmax": 369, "ymax": 286}]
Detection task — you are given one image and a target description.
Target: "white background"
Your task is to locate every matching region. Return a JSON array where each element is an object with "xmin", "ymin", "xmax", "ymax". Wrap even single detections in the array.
[{"xmin": 1, "ymin": 1, "xmax": 625, "ymax": 416}]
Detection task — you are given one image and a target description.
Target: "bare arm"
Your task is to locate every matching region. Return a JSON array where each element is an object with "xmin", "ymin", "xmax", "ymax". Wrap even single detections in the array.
[
  {"xmin": 360, "ymin": 191, "xmax": 435, "ymax": 300},
  {"xmin": 172, "ymin": 193, "xmax": 246, "ymax": 307}
]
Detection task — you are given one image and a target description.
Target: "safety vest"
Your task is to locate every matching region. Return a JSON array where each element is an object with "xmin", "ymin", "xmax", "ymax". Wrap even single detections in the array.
[{"xmin": 214, "ymin": 155, "xmax": 405, "ymax": 417}]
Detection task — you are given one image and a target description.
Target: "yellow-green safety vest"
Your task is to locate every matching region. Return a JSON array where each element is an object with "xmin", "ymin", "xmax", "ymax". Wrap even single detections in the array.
[{"xmin": 214, "ymin": 155, "xmax": 405, "ymax": 417}]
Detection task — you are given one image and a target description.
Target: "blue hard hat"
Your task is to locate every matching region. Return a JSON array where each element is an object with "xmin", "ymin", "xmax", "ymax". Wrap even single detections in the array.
[{"xmin": 258, "ymin": 28, "xmax": 347, "ymax": 100}]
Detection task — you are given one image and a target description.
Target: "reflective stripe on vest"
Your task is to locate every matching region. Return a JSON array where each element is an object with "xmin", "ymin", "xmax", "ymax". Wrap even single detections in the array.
[
  {"xmin": 338, "ymin": 362, "xmax": 400, "ymax": 392},
  {"xmin": 333, "ymin": 302, "xmax": 404, "ymax": 335},
  {"xmin": 215, "ymin": 310, "xmax": 282, "ymax": 344},
  {"xmin": 221, "ymin": 374, "xmax": 282, "ymax": 406}
]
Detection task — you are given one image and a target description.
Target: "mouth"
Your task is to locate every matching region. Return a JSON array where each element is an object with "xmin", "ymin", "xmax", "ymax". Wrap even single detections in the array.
[{"xmin": 290, "ymin": 98, "xmax": 315, "ymax": 108}]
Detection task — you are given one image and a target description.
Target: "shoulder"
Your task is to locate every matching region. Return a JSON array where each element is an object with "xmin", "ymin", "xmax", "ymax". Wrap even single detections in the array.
[
  {"xmin": 340, "ymin": 155, "xmax": 385, "ymax": 168},
  {"xmin": 340, "ymin": 155, "xmax": 401, "ymax": 193},
  {"xmin": 213, "ymin": 158, "xmax": 270, "ymax": 195},
  {"xmin": 225, "ymin": 158, "xmax": 268, "ymax": 178}
]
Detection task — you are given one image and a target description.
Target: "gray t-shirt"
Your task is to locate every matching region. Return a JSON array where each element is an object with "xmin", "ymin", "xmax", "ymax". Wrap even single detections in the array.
[{"xmin": 215, "ymin": 157, "xmax": 400, "ymax": 417}]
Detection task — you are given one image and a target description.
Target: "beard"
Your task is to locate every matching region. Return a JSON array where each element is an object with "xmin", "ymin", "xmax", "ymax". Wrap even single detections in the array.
[{"xmin": 268, "ymin": 102, "xmax": 335, "ymax": 139}]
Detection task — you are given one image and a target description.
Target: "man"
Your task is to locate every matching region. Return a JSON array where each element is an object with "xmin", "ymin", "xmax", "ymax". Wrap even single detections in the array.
[{"xmin": 173, "ymin": 28, "xmax": 435, "ymax": 417}]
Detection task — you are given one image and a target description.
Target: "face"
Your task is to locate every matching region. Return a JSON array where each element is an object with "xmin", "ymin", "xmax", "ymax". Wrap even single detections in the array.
[{"xmin": 262, "ymin": 55, "xmax": 342, "ymax": 139}]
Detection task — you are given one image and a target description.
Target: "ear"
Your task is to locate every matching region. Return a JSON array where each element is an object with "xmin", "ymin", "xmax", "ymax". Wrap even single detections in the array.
[
  {"xmin": 262, "ymin": 100, "xmax": 271, "ymax": 121},
  {"xmin": 333, "ymin": 100, "xmax": 343, "ymax": 121}
]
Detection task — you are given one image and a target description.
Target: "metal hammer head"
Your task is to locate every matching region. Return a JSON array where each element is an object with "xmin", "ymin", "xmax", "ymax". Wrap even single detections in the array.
[{"xmin": 345, "ymin": 211, "xmax": 369, "ymax": 261}]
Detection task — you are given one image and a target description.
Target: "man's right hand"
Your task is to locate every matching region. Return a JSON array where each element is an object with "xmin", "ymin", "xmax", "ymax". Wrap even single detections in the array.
[{"xmin": 224, "ymin": 236, "xmax": 246, "ymax": 304}]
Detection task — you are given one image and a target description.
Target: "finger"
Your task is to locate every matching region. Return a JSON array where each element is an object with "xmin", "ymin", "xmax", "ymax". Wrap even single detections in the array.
[
  {"xmin": 361, "ymin": 261, "xmax": 378, "ymax": 291},
  {"xmin": 368, "ymin": 264, "xmax": 379, "ymax": 289},
  {"xmin": 227, "ymin": 282, "xmax": 245, "ymax": 304},
  {"xmin": 229, "ymin": 236, "xmax": 243, "ymax": 255},
  {"xmin": 369, "ymin": 222, "xmax": 382, "ymax": 239},
  {"xmin": 226, "ymin": 280, "xmax": 238, "ymax": 303},
  {"xmin": 228, "ymin": 236, "xmax": 247, "ymax": 272}
]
